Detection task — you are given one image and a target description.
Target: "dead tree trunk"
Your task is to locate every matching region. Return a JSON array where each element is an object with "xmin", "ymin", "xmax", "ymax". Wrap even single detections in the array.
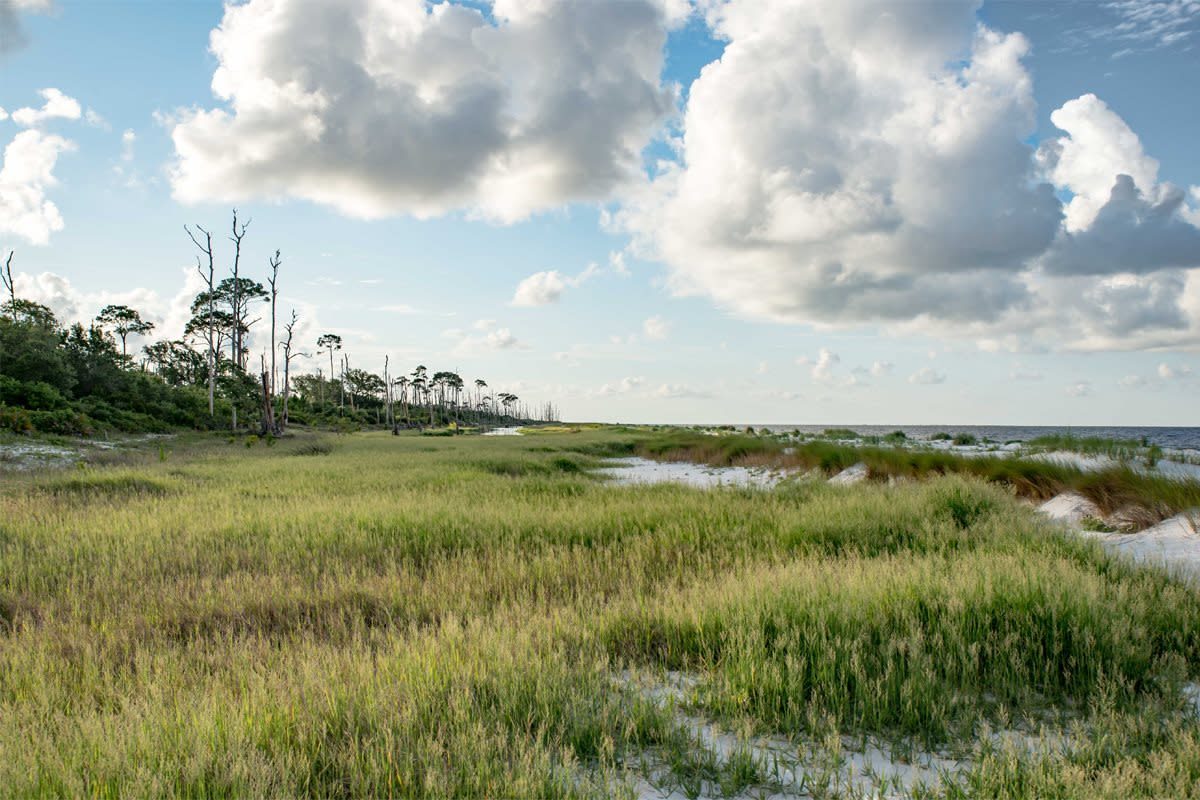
[{"xmin": 260, "ymin": 367, "xmax": 276, "ymax": 435}]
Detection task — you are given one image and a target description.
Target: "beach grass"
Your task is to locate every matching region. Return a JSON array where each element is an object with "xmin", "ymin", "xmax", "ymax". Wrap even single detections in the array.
[
  {"xmin": 1, "ymin": 428, "xmax": 1199, "ymax": 797},
  {"xmin": 628, "ymin": 429, "xmax": 1200, "ymax": 521}
]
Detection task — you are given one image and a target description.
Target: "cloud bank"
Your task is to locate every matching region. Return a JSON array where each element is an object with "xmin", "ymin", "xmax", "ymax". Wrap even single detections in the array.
[
  {"xmin": 615, "ymin": 0, "xmax": 1200, "ymax": 351},
  {"xmin": 169, "ymin": 0, "xmax": 682, "ymax": 223}
]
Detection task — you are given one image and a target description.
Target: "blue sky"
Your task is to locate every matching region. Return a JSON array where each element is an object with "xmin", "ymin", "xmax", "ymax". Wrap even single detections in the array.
[{"xmin": 1, "ymin": 0, "xmax": 1198, "ymax": 425}]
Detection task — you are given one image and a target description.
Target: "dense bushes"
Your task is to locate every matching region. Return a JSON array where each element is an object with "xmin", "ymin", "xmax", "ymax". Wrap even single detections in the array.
[{"xmin": 0, "ymin": 308, "xmax": 221, "ymax": 435}]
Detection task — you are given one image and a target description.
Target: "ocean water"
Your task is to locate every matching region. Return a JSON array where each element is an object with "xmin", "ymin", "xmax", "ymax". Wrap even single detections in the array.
[{"xmin": 734, "ymin": 425, "xmax": 1200, "ymax": 451}]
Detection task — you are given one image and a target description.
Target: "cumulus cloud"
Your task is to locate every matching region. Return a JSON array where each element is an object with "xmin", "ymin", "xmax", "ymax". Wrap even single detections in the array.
[
  {"xmin": 169, "ymin": 0, "xmax": 679, "ymax": 223},
  {"xmin": 870, "ymin": 360, "xmax": 893, "ymax": 377},
  {"xmin": 1039, "ymin": 93, "xmax": 1160, "ymax": 233},
  {"xmin": 908, "ymin": 367, "xmax": 945, "ymax": 385},
  {"xmin": 511, "ymin": 261, "xmax": 602, "ymax": 306},
  {"xmin": 618, "ymin": 2, "xmax": 1059, "ymax": 327},
  {"xmin": 613, "ymin": 0, "xmax": 1200, "ymax": 352},
  {"xmin": 11, "ymin": 266, "xmax": 207, "ymax": 345},
  {"xmin": 512, "ymin": 270, "xmax": 568, "ymax": 307},
  {"xmin": 1065, "ymin": 381, "xmax": 1092, "ymax": 397},
  {"xmin": 0, "ymin": 89, "xmax": 88, "ymax": 245},
  {"xmin": 809, "ymin": 348, "xmax": 840, "ymax": 381},
  {"xmin": 9, "ymin": 88, "xmax": 81, "ymax": 128},
  {"xmin": 1040, "ymin": 176, "xmax": 1200, "ymax": 276},
  {"xmin": 0, "ymin": 128, "xmax": 75, "ymax": 244},
  {"xmin": 445, "ymin": 318, "xmax": 523, "ymax": 355}
]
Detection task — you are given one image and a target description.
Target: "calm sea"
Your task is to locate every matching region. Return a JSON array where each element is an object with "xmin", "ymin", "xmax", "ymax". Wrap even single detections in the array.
[{"xmin": 733, "ymin": 425, "xmax": 1200, "ymax": 451}]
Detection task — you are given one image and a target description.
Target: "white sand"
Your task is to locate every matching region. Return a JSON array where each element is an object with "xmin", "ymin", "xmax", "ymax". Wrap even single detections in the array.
[
  {"xmin": 828, "ymin": 462, "xmax": 869, "ymax": 486},
  {"xmin": 616, "ymin": 670, "xmax": 1059, "ymax": 800},
  {"xmin": 482, "ymin": 426, "xmax": 523, "ymax": 436},
  {"xmin": 1037, "ymin": 492, "xmax": 1103, "ymax": 526},
  {"xmin": 598, "ymin": 457, "xmax": 790, "ymax": 489},
  {"xmin": 1080, "ymin": 513, "xmax": 1200, "ymax": 583}
]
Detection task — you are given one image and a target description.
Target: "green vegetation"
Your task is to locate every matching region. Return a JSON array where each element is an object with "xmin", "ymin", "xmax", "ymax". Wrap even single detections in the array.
[
  {"xmin": 1026, "ymin": 433, "xmax": 1144, "ymax": 461},
  {"xmin": 1, "ymin": 428, "xmax": 1199, "ymax": 798},
  {"xmin": 2, "ymin": 228, "xmax": 556, "ymax": 439},
  {"xmin": 0, "ymin": 306, "xmax": 216, "ymax": 435},
  {"xmin": 630, "ymin": 429, "xmax": 1200, "ymax": 523}
]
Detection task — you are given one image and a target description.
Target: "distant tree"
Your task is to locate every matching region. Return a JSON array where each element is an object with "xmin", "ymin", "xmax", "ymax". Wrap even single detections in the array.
[
  {"xmin": 316, "ymin": 333, "xmax": 342, "ymax": 410},
  {"xmin": 95, "ymin": 305, "xmax": 155, "ymax": 360},
  {"xmin": 144, "ymin": 339, "xmax": 205, "ymax": 386}
]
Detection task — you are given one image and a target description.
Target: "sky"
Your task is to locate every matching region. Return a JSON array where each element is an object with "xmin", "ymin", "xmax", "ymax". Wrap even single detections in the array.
[{"xmin": 1, "ymin": 0, "xmax": 1199, "ymax": 426}]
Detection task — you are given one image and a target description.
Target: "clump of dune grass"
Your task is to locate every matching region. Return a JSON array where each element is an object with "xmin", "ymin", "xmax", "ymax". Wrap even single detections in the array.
[{"xmin": 1026, "ymin": 433, "xmax": 1144, "ymax": 461}]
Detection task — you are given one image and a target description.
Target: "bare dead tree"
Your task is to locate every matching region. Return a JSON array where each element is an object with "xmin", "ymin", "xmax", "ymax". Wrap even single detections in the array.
[
  {"xmin": 259, "ymin": 353, "xmax": 276, "ymax": 435},
  {"xmin": 267, "ymin": 250, "xmax": 281, "ymax": 394},
  {"xmin": 185, "ymin": 225, "xmax": 217, "ymax": 417},
  {"xmin": 2, "ymin": 251, "xmax": 15, "ymax": 320},
  {"xmin": 279, "ymin": 310, "xmax": 307, "ymax": 430},
  {"xmin": 384, "ymin": 355, "xmax": 397, "ymax": 434},
  {"xmin": 229, "ymin": 210, "xmax": 251, "ymax": 370}
]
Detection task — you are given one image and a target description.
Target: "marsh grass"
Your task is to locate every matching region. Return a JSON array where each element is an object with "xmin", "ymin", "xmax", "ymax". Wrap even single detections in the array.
[
  {"xmin": 1, "ymin": 429, "xmax": 1199, "ymax": 797},
  {"xmin": 629, "ymin": 430, "xmax": 1200, "ymax": 522}
]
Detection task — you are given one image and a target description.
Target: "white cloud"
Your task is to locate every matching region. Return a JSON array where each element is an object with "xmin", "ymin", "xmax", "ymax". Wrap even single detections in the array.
[
  {"xmin": 595, "ymin": 376, "xmax": 644, "ymax": 396},
  {"xmin": 512, "ymin": 270, "xmax": 568, "ymax": 307},
  {"xmin": 510, "ymin": 260, "xmax": 604, "ymax": 307},
  {"xmin": 1099, "ymin": 0, "xmax": 1200, "ymax": 52},
  {"xmin": 810, "ymin": 348, "xmax": 840, "ymax": 381},
  {"xmin": 653, "ymin": 383, "xmax": 710, "ymax": 399},
  {"xmin": 1065, "ymin": 380, "xmax": 1092, "ymax": 397},
  {"xmin": 168, "ymin": 0, "xmax": 679, "ymax": 223},
  {"xmin": 642, "ymin": 315, "xmax": 669, "ymax": 340},
  {"xmin": 1158, "ymin": 362, "xmax": 1193, "ymax": 380},
  {"xmin": 1118, "ymin": 374, "xmax": 1146, "ymax": 388},
  {"xmin": 10, "ymin": 88, "xmax": 82, "ymax": 128},
  {"xmin": 619, "ymin": 4, "xmax": 1057, "ymax": 328},
  {"xmin": 870, "ymin": 360, "xmax": 893, "ymax": 377},
  {"xmin": 446, "ymin": 318, "xmax": 523, "ymax": 355},
  {"xmin": 0, "ymin": 128, "xmax": 75, "ymax": 245},
  {"xmin": 11, "ymin": 265, "xmax": 207, "ymax": 346},
  {"xmin": 1040, "ymin": 93, "xmax": 1160, "ymax": 233},
  {"xmin": 613, "ymin": 1, "xmax": 1200, "ymax": 352},
  {"xmin": 908, "ymin": 367, "xmax": 945, "ymax": 385}
]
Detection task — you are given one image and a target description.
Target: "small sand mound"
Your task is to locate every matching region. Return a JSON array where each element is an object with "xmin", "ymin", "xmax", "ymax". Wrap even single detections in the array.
[
  {"xmin": 1037, "ymin": 492, "xmax": 1102, "ymax": 526},
  {"xmin": 828, "ymin": 462, "xmax": 869, "ymax": 486},
  {"xmin": 1085, "ymin": 513, "xmax": 1200, "ymax": 584}
]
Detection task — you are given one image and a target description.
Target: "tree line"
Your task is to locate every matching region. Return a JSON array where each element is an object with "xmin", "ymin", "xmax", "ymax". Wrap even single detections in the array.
[{"xmin": 0, "ymin": 212, "xmax": 560, "ymax": 436}]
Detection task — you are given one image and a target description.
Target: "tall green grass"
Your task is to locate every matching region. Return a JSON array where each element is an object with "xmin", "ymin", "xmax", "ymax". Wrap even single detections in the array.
[
  {"xmin": 0, "ymin": 429, "xmax": 1198, "ymax": 797},
  {"xmin": 627, "ymin": 430, "xmax": 1200, "ymax": 521}
]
